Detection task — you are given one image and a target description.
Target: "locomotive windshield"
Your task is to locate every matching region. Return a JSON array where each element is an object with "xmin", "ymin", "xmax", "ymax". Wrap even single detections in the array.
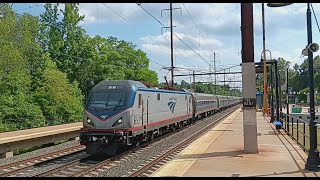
[{"xmin": 87, "ymin": 92, "xmax": 126, "ymax": 111}]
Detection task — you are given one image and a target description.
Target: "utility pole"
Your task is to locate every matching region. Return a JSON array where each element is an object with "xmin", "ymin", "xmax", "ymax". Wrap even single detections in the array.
[
  {"xmin": 209, "ymin": 55, "xmax": 212, "ymax": 94},
  {"xmin": 161, "ymin": 4, "xmax": 181, "ymax": 90},
  {"xmin": 214, "ymin": 52, "xmax": 217, "ymax": 94},
  {"xmin": 193, "ymin": 71, "xmax": 195, "ymax": 92},
  {"xmin": 224, "ymin": 69, "xmax": 226, "ymax": 95},
  {"xmin": 170, "ymin": 3, "xmax": 174, "ymax": 90}
]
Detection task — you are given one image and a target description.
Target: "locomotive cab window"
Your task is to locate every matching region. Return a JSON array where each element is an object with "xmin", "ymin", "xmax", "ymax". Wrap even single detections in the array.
[
  {"xmin": 157, "ymin": 93, "xmax": 160, "ymax": 100},
  {"xmin": 185, "ymin": 95, "xmax": 187, "ymax": 100},
  {"xmin": 138, "ymin": 94, "xmax": 142, "ymax": 107}
]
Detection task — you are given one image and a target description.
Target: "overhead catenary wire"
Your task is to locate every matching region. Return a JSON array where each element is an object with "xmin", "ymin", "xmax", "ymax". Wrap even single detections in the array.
[
  {"xmin": 101, "ymin": 3, "xmax": 210, "ymax": 80},
  {"xmin": 11, "ymin": 3, "xmax": 240, "ymax": 85},
  {"xmin": 136, "ymin": 3, "xmax": 212, "ymax": 66},
  {"xmin": 101, "ymin": 3, "xmax": 196, "ymax": 69},
  {"xmin": 128, "ymin": 3, "xmax": 198, "ymax": 68},
  {"xmin": 181, "ymin": 3, "xmax": 216, "ymax": 55},
  {"xmin": 101, "ymin": 3, "xmax": 237, "ymax": 84},
  {"xmin": 310, "ymin": 3, "xmax": 320, "ymax": 35},
  {"xmin": 5, "ymin": 6, "xmax": 211, "ymax": 81}
]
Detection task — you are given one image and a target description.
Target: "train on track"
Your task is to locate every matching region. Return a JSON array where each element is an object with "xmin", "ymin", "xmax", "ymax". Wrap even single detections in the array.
[{"xmin": 80, "ymin": 80, "xmax": 242, "ymax": 155}]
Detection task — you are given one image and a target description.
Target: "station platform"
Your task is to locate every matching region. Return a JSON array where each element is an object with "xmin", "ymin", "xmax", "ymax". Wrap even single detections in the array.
[
  {"xmin": 0, "ymin": 122, "xmax": 82, "ymax": 158},
  {"xmin": 151, "ymin": 108, "xmax": 320, "ymax": 177}
]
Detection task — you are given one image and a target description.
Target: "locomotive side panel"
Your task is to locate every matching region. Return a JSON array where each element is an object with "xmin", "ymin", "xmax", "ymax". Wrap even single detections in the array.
[{"xmin": 131, "ymin": 89, "xmax": 192, "ymax": 134}]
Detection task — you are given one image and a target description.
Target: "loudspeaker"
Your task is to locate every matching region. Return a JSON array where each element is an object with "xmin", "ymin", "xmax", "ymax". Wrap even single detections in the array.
[
  {"xmin": 302, "ymin": 48, "xmax": 308, "ymax": 56},
  {"xmin": 308, "ymin": 43, "xmax": 319, "ymax": 53}
]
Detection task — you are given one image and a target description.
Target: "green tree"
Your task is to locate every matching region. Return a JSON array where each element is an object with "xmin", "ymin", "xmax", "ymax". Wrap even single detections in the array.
[
  {"xmin": 39, "ymin": 3, "xmax": 64, "ymax": 65},
  {"xmin": 0, "ymin": 4, "xmax": 45, "ymax": 130},
  {"xmin": 34, "ymin": 68, "xmax": 83, "ymax": 124},
  {"xmin": 0, "ymin": 43, "xmax": 45, "ymax": 130},
  {"xmin": 40, "ymin": 3, "xmax": 87, "ymax": 82}
]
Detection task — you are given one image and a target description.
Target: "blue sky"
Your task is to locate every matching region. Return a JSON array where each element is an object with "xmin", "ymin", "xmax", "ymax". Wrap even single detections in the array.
[{"xmin": 11, "ymin": 3, "xmax": 320, "ymax": 89}]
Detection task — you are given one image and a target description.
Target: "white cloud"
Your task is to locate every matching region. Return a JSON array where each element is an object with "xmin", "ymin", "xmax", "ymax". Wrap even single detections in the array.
[
  {"xmin": 17, "ymin": 2, "xmax": 319, "ymax": 85},
  {"xmin": 76, "ymin": 3, "xmax": 320, "ymax": 84},
  {"xmin": 78, "ymin": 3, "xmax": 154, "ymax": 24}
]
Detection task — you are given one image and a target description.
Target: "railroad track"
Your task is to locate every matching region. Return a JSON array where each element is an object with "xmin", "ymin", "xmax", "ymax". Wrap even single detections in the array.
[
  {"xmin": 0, "ymin": 145, "xmax": 85, "ymax": 177},
  {"xmin": 33, "ymin": 142, "xmax": 154, "ymax": 177},
  {"xmin": 127, "ymin": 105, "xmax": 239, "ymax": 177},
  {"xmin": 32, "ymin": 127, "xmax": 184, "ymax": 177},
  {"xmin": 2, "ymin": 105, "xmax": 240, "ymax": 177}
]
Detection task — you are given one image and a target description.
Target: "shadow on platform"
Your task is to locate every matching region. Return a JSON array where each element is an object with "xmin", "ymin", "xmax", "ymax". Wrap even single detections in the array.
[{"xmin": 177, "ymin": 150, "xmax": 244, "ymax": 160}]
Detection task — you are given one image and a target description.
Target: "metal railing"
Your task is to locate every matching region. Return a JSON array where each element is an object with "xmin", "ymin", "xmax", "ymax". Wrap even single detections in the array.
[{"xmin": 279, "ymin": 112, "xmax": 320, "ymax": 152}]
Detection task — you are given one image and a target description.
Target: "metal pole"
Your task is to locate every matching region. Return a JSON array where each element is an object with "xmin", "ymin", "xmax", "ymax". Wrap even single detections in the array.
[
  {"xmin": 270, "ymin": 61, "xmax": 275, "ymax": 122},
  {"xmin": 262, "ymin": 3, "xmax": 268, "ymax": 115},
  {"xmin": 170, "ymin": 3, "xmax": 174, "ymax": 90},
  {"xmin": 305, "ymin": 2, "xmax": 319, "ymax": 171},
  {"xmin": 275, "ymin": 60, "xmax": 280, "ymax": 122},
  {"xmin": 214, "ymin": 52, "xmax": 217, "ymax": 94},
  {"xmin": 193, "ymin": 70, "xmax": 195, "ymax": 92},
  {"xmin": 224, "ymin": 69, "xmax": 226, "ymax": 95},
  {"xmin": 279, "ymin": 71, "xmax": 282, "ymax": 121},
  {"xmin": 286, "ymin": 64, "xmax": 290, "ymax": 133},
  {"xmin": 241, "ymin": 3, "xmax": 258, "ymax": 154},
  {"xmin": 210, "ymin": 56, "xmax": 212, "ymax": 94}
]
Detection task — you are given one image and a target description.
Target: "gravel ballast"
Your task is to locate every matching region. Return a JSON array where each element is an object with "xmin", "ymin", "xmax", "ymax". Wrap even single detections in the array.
[{"xmin": 0, "ymin": 140, "xmax": 80, "ymax": 165}]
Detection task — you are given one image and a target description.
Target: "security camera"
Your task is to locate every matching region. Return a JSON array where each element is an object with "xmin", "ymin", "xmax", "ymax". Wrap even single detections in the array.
[{"xmin": 308, "ymin": 43, "xmax": 319, "ymax": 53}]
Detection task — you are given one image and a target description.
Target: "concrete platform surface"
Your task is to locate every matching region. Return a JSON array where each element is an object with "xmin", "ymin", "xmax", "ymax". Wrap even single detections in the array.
[
  {"xmin": 0, "ymin": 122, "xmax": 82, "ymax": 144},
  {"xmin": 151, "ymin": 108, "xmax": 320, "ymax": 177}
]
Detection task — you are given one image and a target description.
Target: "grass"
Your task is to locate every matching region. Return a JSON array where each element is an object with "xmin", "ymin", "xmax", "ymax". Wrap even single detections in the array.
[{"xmin": 282, "ymin": 122, "xmax": 320, "ymax": 153}]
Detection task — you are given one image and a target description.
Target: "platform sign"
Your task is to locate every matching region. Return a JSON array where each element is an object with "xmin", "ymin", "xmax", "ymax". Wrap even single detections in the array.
[{"xmin": 243, "ymin": 98, "xmax": 256, "ymax": 108}]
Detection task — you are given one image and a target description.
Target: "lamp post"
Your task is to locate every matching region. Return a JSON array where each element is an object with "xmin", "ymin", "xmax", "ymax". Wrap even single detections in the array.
[
  {"xmin": 260, "ymin": 49, "xmax": 273, "ymax": 117},
  {"xmin": 305, "ymin": 3, "xmax": 319, "ymax": 171},
  {"xmin": 262, "ymin": 3, "xmax": 268, "ymax": 115},
  {"xmin": 270, "ymin": 60, "xmax": 275, "ymax": 123},
  {"xmin": 267, "ymin": 2, "xmax": 319, "ymax": 171},
  {"xmin": 274, "ymin": 59, "xmax": 280, "ymax": 123},
  {"xmin": 286, "ymin": 63, "xmax": 290, "ymax": 133}
]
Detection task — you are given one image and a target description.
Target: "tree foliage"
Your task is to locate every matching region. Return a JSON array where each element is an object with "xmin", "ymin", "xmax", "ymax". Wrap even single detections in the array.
[
  {"xmin": 257, "ymin": 55, "xmax": 320, "ymax": 105},
  {"xmin": 0, "ymin": 3, "xmax": 159, "ymax": 132}
]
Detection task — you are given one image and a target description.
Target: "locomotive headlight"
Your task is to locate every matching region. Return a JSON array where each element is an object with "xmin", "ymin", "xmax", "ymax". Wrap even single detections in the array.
[
  {"xmin": 112, "ymin": 117, "xmax": 123, "ymax": 127},
  {"xmin": 87, "ymin": 118, "xmax": 95, "ymax": 127}
]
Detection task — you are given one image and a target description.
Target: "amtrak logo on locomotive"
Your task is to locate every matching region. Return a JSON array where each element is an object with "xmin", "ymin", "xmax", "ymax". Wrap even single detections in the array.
[{"xmin": 168, "ymin": 98, "xmax": 177, "ymax": 113}]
